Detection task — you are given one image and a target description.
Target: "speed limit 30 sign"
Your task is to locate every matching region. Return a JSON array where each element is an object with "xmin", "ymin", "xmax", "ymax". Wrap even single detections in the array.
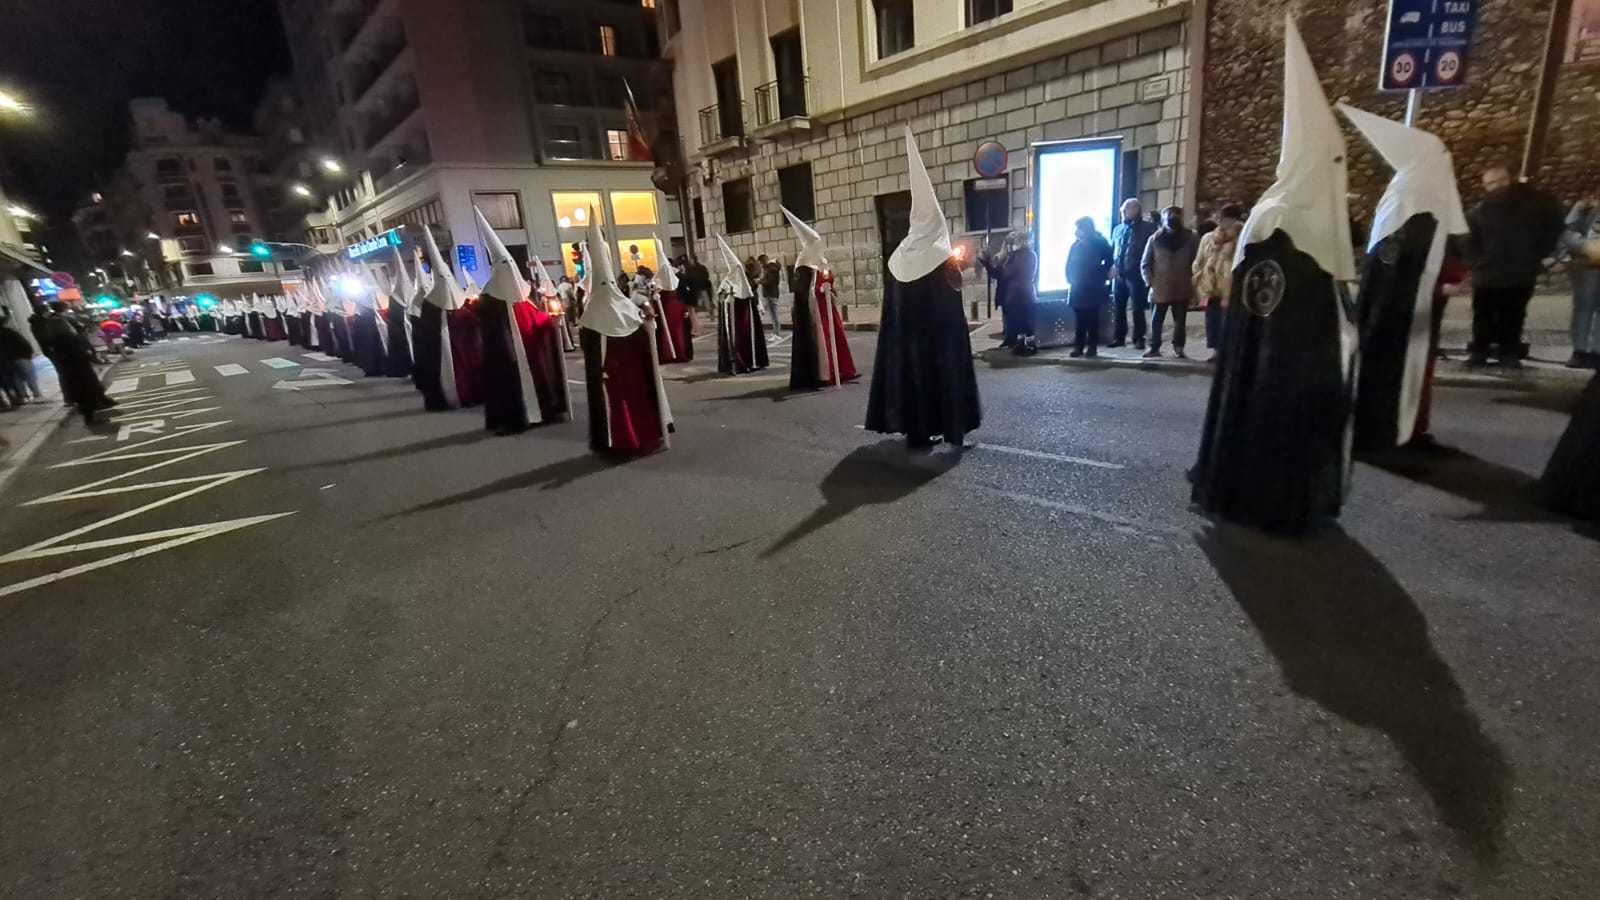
[{"xmin": 1379, "ymin": 0, "xmax": 1477, "ymax": 92}]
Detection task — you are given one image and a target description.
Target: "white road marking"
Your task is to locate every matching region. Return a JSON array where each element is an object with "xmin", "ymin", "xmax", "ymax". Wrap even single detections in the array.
[
  {"xmin": 51, "ymin": 422, "xmax": 233, "ymax": 469},
  {"xmin": 261, "ymin": 357, "xmax": 298, "ymax": 369},
  {"xmin": 303, "ymin": 352, "xmax": 339, "ymax": 362},
  {"xmin": 0, "ymin": 420, "xmax": 61, "ymax": 498},
  {"xmin": 568, "ymin": 379, "xmax": 587, "ymax": 386},
  {"xmin": 116, "ymin": 421, "xmax": 165, "ymax": 441},
  {"xmin": 215, "ymin": 364, "xmax": 249, "ymax": 376},
  {"xmin": 67, "ymin": 435, "xmax": 111, "ymax": 444},
  {"xmin": 164, "ymin": 370, "xmax": 195, "ymax": 386},
  {"xmin": 273, "ymin": 369, "xmax": 352, "ymax": 390},
  {"xmin": 974, "ymin": 443, "xmax": 1124, "ymax": 470},
  {"xmin": 107, "ymin": 377, "xmax": 142, "ymax": 395}
]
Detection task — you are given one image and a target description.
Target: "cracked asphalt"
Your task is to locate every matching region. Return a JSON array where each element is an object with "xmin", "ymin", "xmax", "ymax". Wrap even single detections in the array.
[{"xmin": 1, "ymin": 331, "xmax": 1597, "ymax": 899}]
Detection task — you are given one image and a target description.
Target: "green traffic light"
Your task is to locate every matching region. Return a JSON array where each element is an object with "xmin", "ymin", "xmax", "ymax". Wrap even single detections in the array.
[{"xmin": 250, "ymin": 242, "xmax": 272, "ymax": 258}]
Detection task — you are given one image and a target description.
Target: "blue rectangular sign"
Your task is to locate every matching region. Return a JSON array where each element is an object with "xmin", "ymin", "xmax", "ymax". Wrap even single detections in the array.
[
  {"xmin": 457, "ymin": 244, "xmax": 478, "ymax": 274},
  {"xmin": 1380, "ymin": 0, "xmax": 1477, "ymax": 91}
]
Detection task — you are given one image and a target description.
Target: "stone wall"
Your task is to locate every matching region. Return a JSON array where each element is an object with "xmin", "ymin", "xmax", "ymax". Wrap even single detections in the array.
[
  {"xmin": 690, "ymin": 21, "xmax": 1191, "ymax": 308},
  {"xmin": 1198, "ymin": 0, "xmax": 1600, "ymax": 222}
]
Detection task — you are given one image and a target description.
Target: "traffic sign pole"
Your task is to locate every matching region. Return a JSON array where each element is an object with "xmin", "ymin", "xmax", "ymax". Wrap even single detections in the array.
[{"xmin": 1405, "ymin": 89, "xmax": 1421, "ymax": 127}]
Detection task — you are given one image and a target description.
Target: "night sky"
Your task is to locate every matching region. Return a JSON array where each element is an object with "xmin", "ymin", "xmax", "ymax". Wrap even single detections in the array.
[{"xmin": 0, "ymin": 0, "xmax": 291, "ymax": 219}]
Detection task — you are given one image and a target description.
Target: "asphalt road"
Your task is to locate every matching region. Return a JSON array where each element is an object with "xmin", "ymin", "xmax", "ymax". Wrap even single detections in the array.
[{"xmin": 0, "ymin": 328, "xmax": 1596, "ymax": 899}]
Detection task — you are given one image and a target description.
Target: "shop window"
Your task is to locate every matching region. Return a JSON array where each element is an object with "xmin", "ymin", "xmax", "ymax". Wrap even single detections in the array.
[
  {"xmin": 610, "ymin": 191, "xmax": 658, "ymax": 226},
  {"xmin": 874, "ymin": 0, "xmax": 914, "ymax": 58},
  {"xmin": 552, "ymin": 191, "xmax": 603, "ymax": 229},
  {"xmin": 964, "ymin": 178, "xmax": 1010, "ymax": 232},
  {"xmin": 473, "ymin": 192, "xmax": 524, "ymax": 229},
  {"xmin": 778, "ymin": 163, "xmax": 814, "ymax": 223},
  {"xmin": 616, "ymin": 239, "xmax": 659, "ymax": 277},
  {"xmin": 722, "ymin": 178, "xmax": 754, "ymax": 233}
]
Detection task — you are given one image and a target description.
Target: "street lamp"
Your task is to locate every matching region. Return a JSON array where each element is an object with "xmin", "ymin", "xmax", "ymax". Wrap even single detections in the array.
[
  {"xmin": 319, "ymin": 157, "xmax": 344, "ymax": 174},
  {"xmin": 0, "ymin": 91, "xmax": 28, "ymax": 116},
  {"xmin": 120, "ymin": 249, "xmax": 135, "ymax": 257},
  {"xmin": 145, "ymin": 231, "xmax": 160, "ymax": 241},
  {"xmin": 217, "ymin": 243, "xmax": 234, "ymax": 254},
  {"xmin": 7, "ymin": 204, "xmax": 34, "ymax": 219},
  {"xmin": 291, "ymin": 183, "xmax": 313, "ymax": 198}
]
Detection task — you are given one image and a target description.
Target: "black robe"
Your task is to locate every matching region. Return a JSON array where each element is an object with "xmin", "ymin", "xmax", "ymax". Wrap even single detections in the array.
[
  {"xmin": 246, "ymin": 311, "xmax": 264, "ymax": 339},
  {"xmin": 328, "ymin": 313, "xmax": 355, "ymax": 362},
  {"xmin": 384, "ymin": 308, "xmax": 412, "ymax": 377},
  {"xmin": 1353, "ymin": 213, "xmax": 1438, "ymax": 452},
  {"xmin": 476, "ymin": 297, "xmax": 569, "ymax": 434},
  {"xmin": 413, "ymin": 305, "xmax": 459, "ymax": 412},
  {"xmin": 1539, "ymin": 372, "xmax": 1600, "ymax": 522},
  {"xmin": 717, "ymin": 294, "xmax": 769, "ymax": 375},
  {"xmin": 313, "ymin": 313, "xmax": 336, "ymax": 355},
  {"xmin": 865, "ymin": 260, "xmax": 982, "ymax": 446},
  {"xmin": 790, "ymin": 266, "xmax": 859, "ymax": 391},
  {"xmin": 352, "ymin": 308, "xmax": 387, "ymax": 376},
  {"xmin": 1192, "ymin": 229, "xmax": 1355, "ymax": 535}
]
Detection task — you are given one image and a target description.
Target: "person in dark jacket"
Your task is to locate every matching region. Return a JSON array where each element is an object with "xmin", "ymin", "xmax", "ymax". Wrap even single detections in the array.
[
  {"xmin": 1065, "ymin": 217, "xmax": 1114, "ymax": 358},
  {"xmin": 1000, "ymin": 232, "xmax": 1039, "ymax": 355},
  {"xmin": 38, "ymin": 303, "xmax": 114, "ymax": 423},
  {"xmin": 1110, "ymin": 199, "xmax": 1159, "ymax": 348},
  {"xmin": 1464, "ymin": 166, "xmax": 1566, "ymax": 368},
  {"xmin": 979, "ymin": 239, "xmax": 1015, "ymax": 348}
]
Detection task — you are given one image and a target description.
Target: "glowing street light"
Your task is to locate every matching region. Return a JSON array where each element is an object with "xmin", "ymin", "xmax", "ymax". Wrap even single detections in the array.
[
  {"xmin": 217, "ymin": 243, "xmax": 235, "ymax": 254},
  {"xmin": 0, "ymin": 91, "xmax": 29, "ymax": 116},
  {"xmin": 120, "ymin": 249, "xmax": 135, "ymax": 257},
  {"xmin": 319, "ymin": 157, "xmax": 344, "ymax": 174},
  {"xmin": 291, "ymin": 183, "xmax": 313, "ymax": 197},
  {"xmin": 145, "ymin": 231, "xmax": 160, "ymax": 240},
  {"xmin": 7, "ymin": 204, "xmax": 35, "ymax": 219}
]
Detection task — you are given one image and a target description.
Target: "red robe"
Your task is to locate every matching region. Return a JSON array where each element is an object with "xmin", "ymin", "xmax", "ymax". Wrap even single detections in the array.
[
  {"xmin": 582, "ymin": 326, "xmax": 672, "ymax": 456},
  {"xmin": 448, "ymin": 304, "xmax": 486, "ymax": 408},
  {"xmin": 512, "ymin": 300, "xmax": 572, "ymax": 422},
  {"xmin": 654, "ymin": 288, "xmax": 693, "ymax": 364}
]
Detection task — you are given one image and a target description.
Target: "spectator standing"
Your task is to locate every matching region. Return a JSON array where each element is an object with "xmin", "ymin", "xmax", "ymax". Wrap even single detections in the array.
[
  {"xmin": 1065, "ymin": 217, "xmax": 1114, "ymax": 358},
  {"xmin": 760, "ymin": 255, "xmax": 784, "ymax": 337},
  {"xmin": 0, "ymin": 321, "xmax": 42, "ymax": 405},
  {"xmin": 1141, "ymin": 206, "xmax": 1201, "ymax": 359},
  {"xmin": 1563, "ymin": 196, "xmax": 1600, "ymax": 368},
  {"xmin": 978, "ymin": 239, "xmax": 1015, "ymax": 348},
  {"xmin": 1464, "ymin": 166, "xmax": 1566, "ymax": 368},
  {"xmin": 1001, "ymin": 231, "xmax": 1039, "ymax": 355},
  {"xmin": 1192, "ymin": 205, "xmax": 1244, "ymax": 362},
  {"xmin": 1110, "ymin": 199, "xmax": 1158, "ymax": 348}
]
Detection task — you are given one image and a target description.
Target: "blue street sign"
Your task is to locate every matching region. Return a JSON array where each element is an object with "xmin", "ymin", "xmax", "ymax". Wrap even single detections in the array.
[
  {"xmin": 457, "ymin": 244, "xmax": 478, "ymax": 274},
  {"xmin": 1380, "ymin": 0, "xmax": 1477, "ymax": 92}
]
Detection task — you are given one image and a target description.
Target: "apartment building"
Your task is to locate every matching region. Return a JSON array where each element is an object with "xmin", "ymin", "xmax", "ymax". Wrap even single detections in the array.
[
  {"xmin": 663, "ymin": 0, "xmax": 1194, "ymax": 306},
  {"xmin": 277, "ymin": 0, "xmax": 683, "ymax": 283},
  {"xmin": 73, "ymin": 98, "xmax": 294, "ymax": 300}
]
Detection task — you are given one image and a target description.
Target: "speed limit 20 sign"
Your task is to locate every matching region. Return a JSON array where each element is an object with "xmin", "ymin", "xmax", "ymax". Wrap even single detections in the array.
[{"xmin": 1379, "ymin": 0, "xmax": 1477, "ymax": 92}]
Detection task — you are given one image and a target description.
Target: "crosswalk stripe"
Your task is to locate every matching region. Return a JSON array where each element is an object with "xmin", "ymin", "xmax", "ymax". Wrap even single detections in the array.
[
  {"xmin": 164, "ymin": 371, "xmax": 195, "ymax": 386},
  {"xmin": 215, "ymin": 364, "xmax": 249, "ymax": 377},
  {"xmin": 302, "ymin": 352, "xmax": 338, "ymax": 362},
  {"xmin": 261, "ymin": 357, "xmax": 299, "ymax": 369},
  {"xmin": 107, "ymin": 378, "xmax": 142, "ymax": 395}
]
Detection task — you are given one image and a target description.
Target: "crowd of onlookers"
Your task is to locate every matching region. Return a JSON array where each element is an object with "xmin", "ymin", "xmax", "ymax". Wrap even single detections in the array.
[{"xmin": 975, "ymin": 164, "xmax": 1600, "ymax": 372}]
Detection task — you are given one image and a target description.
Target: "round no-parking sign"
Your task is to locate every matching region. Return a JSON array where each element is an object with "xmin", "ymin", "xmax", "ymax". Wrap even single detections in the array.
[{"xmin": 974, "ymin": 141, "xmax": 1008, "ymax": 179}]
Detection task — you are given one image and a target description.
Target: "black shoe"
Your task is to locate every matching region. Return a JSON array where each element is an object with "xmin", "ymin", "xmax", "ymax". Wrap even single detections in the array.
[
  {"xmin": 1134, "ymin": 339, "xmax": 1147, "ymax": 350},
  {"xmin": 1107, "ymin": 340, "xmax": 1126, "ymax": 349},
  {"xmin": 998, "ymin": 340, "xmax": 1014, "ymax": 349},
  {"xmin": 1566, "ymin": 354, "xmax": 1587, "ymax": 369},
  {"xmin": 1464, "ymin": 355, "xmax": 1488, "ymax": 369},
  {"xmin": 1085, "ymin": 347, "xmax": 1098, "ymax": 358},
  {"xmin": 1069, "ymin": 349, "xmax": 1084, "ymax": 358}
]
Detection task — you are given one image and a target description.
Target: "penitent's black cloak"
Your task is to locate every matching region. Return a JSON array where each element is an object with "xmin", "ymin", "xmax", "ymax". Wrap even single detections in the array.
[
  {"xmin": 865, "ymin": 260, "xmax": 981, "ymax": 446},
  {"xmin": 1353, "ymin": 212, "xmax": 1438, "ymax": 452}
]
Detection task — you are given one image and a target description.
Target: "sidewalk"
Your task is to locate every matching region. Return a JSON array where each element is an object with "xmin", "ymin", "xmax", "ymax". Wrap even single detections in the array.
[
  {"xmin": 972, "ymin": 293, "xmax": 1593, "ymax": 390},
  {"xmin": 0, "ymin": 358, "xmax": 74, "ymax": 499}
]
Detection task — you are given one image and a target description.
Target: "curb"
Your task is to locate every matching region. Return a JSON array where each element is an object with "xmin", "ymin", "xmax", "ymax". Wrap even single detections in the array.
[
  {"xmin": 0, "ymin": 362, "xmax": 119, "ymax": 501},
  {"xmin": 974, "ymin": 349, "xmax": 1585, "ymax": 391}
]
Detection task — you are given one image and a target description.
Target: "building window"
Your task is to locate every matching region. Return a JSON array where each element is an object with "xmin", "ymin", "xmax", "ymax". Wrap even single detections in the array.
[
  {"xmin": 874, "ymin": 0, "xmax": 914, "ymax": 58},
  {"xmin": 596, "ymin": 75, "xmax": 628, "ymax": 109},
  {"xmin": 213, "ymin": 157, "xmax": 232, "ymax": 172},
  {"xmin": 544, "ymin": 124, "xmax": 590, "ymax": 160},
  {"xmin": 186, "ymin": 261, "xmax": 214, "ymax": 277},
  {"xmin": 770, "ymin": 29, "xmax": 807, "ymax": 119},
  {"xmin": 524, "ymin": 13, "xmax": 564, "ymax": 49},
  {"xmin": 692, "ymin": 197, "xmax": 706, "ymax": 239},
  {"xmin": 777, "ymin": 163, "xmax": 815, "ymax": 223},
  {"xmin": 229, "ymin": 211, "xmax": 249, "ymax": 224},
  {"xmin": 722, "ymin": 178, "xmax": 754, "ymax": 233},
  {"xmin": 174, "ymin": 211, "xmax": 200, "ymax": 227},
  {"xmin": 611, "ymin": 191, "xmax": 658, "ymax": 226},
  {"xmin": 220, "ymin": 183, "xmax": 243, "ymax": 205},
  {"xmin": 239, "ymin": 259, "xmax": 265, "ymax": 274},
  {"xmin": 966, "ymin": 0, "xmax": 1012, "ymax": 26},
  {"xmin": 537, "ymin": 70, "xmax": 574, "ymax": 105},
  {"xmin": 178, "ymin": 236, "xmax": 208, "ymax": 252},
  {"xmin": 605, "ymin": 129, "xmax": 631, "ymax": 161},
  {"xmin": 615, "ymin": 238, "xmax": 658, "ymax": 277},
  {"xmin": 964, "ymin": 178, "xmax": 1010, "ymax": 232},
  {"xmin": 599, "ymin": 25, "xmax": 617, "ymax": 56},
  {"xmin": 641, "ymin": 0, "xmax": 655, "ymax": 7},
  {"xmin": 155, "ymin": 157, "xmax": 183, "ymax": 177},
  {"xmin": 163, "ymin": 184, "xmax": 192, "ymax": 203},
  {"xmin": 552, "ymin": 192, "xmax": 604, "ymax": 229},
  {"xmin": 712, "ymin": 56, "xmax": 743, "ymax": 138},
  {"xmin": 474, "ymin": 191, "xmax": 524, "ymax": 229}
]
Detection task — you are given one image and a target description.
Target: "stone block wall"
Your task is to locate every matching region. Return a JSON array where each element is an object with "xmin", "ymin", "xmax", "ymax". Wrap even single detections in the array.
[
  {"xmin": 1198, "ymin": 0, "xmax": 1600, "ymax": 224},
  {"xmin": 689, "ymin": 21, "xmax": 1191, "ymax": 308}
]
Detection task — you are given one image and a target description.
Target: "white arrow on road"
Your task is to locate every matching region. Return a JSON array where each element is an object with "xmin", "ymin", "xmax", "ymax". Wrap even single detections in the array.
[{"xmin": 273, "ymin": 369, "xmax": 353, "ymax": 391}]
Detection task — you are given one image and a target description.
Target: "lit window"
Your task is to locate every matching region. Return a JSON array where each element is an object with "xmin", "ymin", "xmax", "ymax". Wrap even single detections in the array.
[
  {"xmin": 229, "ymin": 211, "xmax": 249, "ymax": 224},
  {"xmin": 610, "ymin": 191, "xmax": 659, "ymax": 226},
  {"xmin": 606, "ymin": 129, "xmax": 630, "ymax": 161},
  {"xmin": 599, "ymin": 25, "xmax": 617, "ymax": 56},
  {"xmin": 615, "ymin": 239, "xmax": 659, "ymax": 277},
  {"xmin": 551, "ymin": 192, "xmax": 603, "ymax": 229},
  {"xmin": 641, "ymin": 0, "xmax": 655, "ymax": 7},
  {"xmin": 175, "ymin": 211, "xmax": 200, "ymax": 226}
]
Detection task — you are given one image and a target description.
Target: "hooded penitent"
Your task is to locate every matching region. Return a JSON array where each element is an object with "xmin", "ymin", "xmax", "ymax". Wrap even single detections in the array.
[
  {"xmin": 349, "ymin": 262, "xmax": 389, "ymax": 376},
  {"xmin": 864, "ymin": 126, "xmax": 981, "ymax": 447},
  {"xmin": 1338, "ymin": 103, "xmax": 1468, "ymax": 450},
  {"xmin": 414, "ymin": 225, "xmax": 469, "ymax": 411},
  {"xmin": 379, "ymin": 246, "xmax": 414, "ymax": 377},
  {"xmin": 713, "ymin": 233, "xmax": 767, "ymax": 374},
  {"xmin": 473, "ymin": 205, "xmax": 569, "ymax": 433},
  {"xmin": 784, "ymin": 206, "xmax": 857, "ymax": 390},
  {"xmin": 649, "ymin": 231, "xmax": 691, "ymax": 364},
  {"xmin": 1191, "ymin": 15, "xmax": 1356, "ymax": 535},
  {"xmin": 578, "ymin": 212, "xmax": 673, "ymax": 455}
]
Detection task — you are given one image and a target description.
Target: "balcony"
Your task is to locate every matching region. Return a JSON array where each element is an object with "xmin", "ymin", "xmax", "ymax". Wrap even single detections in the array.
[
  {"xmin": 697, "ymin": 102, "xmax": 748, "ymax": 155},
  {"xmin": 349, "ymin": 38, "xmax": 409, "ymax": 105},
  {"xmin": 361, "ymin": 86, "xmax": 422, "ymax": 150},
  {"xmin": 753, "ymin": 77, "xmax": 812, "ymax": 138}
]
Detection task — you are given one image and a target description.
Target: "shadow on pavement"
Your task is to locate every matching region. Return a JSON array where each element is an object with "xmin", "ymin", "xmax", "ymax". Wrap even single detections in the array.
[
  {"xmin": 285, "ymin": 428, "xmax": 493, "ymax": 471},
  {"xmin": 249, "ymin": 407, "xmax": 427, "ymax": 438},
  {"xmin": 700, "ymin": 384, "xmax": 795, "ymax": 403},
  {"xmin": 1362, "ymin": 445, "xmax": 1598, "ymax": 543},
  {"xmin": 385, "ymin": 454, "xmax": 613, "ymax": 520},
  {"xmin": 763, "ymin": 440, "xmax": 962, "ymax": 557},
  {"xmin": 1197, "ymin": 524, "xmax": 1511, "ymax": 862},
  {"xmin": 1490, "ymin": 383, "xmax": 1586, "ymax": 415}
]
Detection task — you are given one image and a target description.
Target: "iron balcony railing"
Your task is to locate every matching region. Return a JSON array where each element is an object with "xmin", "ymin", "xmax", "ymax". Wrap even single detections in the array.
[
  {"xmin": 698, "ymin": 101, "xmax": 748, "ymax": 146},
  {"xmin": 753, "ymin": 76, "xmax": 810, "ymax": 127}
]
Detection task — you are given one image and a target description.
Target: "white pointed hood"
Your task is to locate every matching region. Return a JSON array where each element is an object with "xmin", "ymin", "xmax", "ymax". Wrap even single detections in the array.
[
  {"xmin": 783, "ymin": 206, "xmax": 828, "ymax": 270},
  {"xmin": 652, "ymin": 233, "xmax": 679, "ymax": 291},
  {"xmin": 410, "ymin": 247, "xmax": 430, "ymax": 313},
  {"xmin": 421, "ymin": 226, "xmax": 466, "ymax": 311},
  {"xmin": 1337, "ymin": 103, "xmax": 1469, "ymax": 248},
  {"xmin": 887, "ymin": 126, "xmax": 953, "ymax": 282},
  {"xmin": 716, "ymin": 233, "xmax": 753, "ymax": 298},
  {"xmin": 577, "ymin": 215, "xmax": 644, "ymax": 338},
  {"xmin": 1236, "ymin": 15, "xmax": 1355, "ymax": 281},
  {"xmin": 390, "ymin": 247, "xmax": 415, "ymax": 302},
  {"xmin": 463, "ymin": 270, "xmax": 481, "ymax": 300},
  {"xmin": 475, "ymin": 205, "xmax": 529, "ymax": 303},
  {"xmin": 532, "ymin": 254, "xmax": 558, "ymax": 296}
]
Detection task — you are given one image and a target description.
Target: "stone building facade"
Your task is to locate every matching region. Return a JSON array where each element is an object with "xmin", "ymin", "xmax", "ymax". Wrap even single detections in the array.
[
  {"xmin": 679, "ymin": 8, "xmax": 1193, "ymax": 308},
  {"xmin": 1197, "ymin": 0, "xmax": 1600, "ymax": 220}
]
